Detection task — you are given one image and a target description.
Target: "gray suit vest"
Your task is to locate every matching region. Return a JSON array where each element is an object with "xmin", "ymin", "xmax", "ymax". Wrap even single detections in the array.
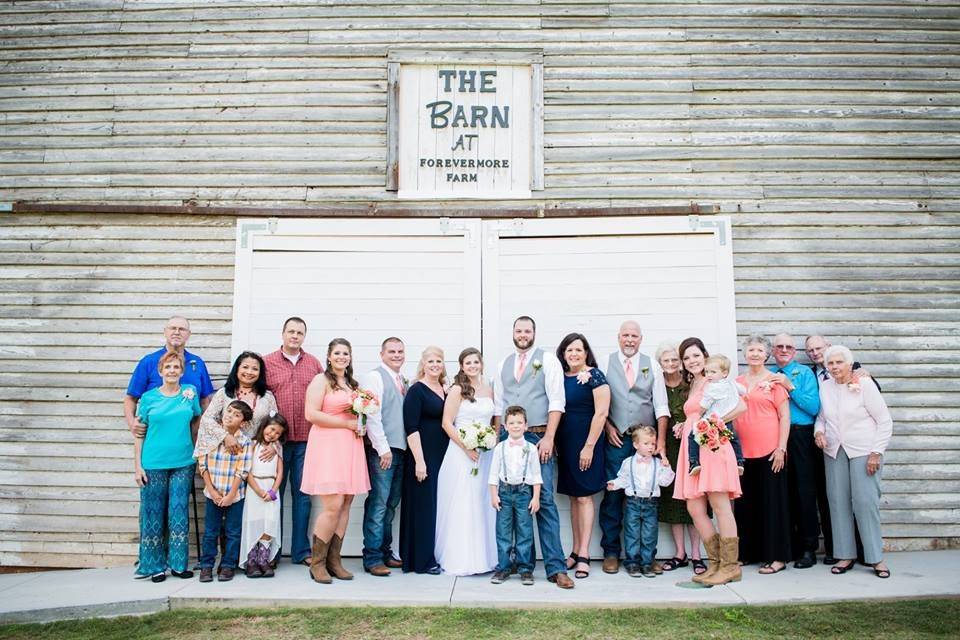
[
  {"xmin": 500, "ymin": 348, "xmax": 549, "ymax": 426},
  {"xmin": 607, "ymin": 351, "xmax": 656, "ymax": 433},
  {"xmin": 377, "ymin": 367, "xmax": 407, "ymax": 450}
]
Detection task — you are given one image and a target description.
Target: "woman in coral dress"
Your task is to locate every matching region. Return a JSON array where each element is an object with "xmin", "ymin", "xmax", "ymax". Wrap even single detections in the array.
[
  {"xmin": 301, "ymin": 338, "xmax": 371, "ymax": 584},
  {"xmin": 673, "ymin": 337, "xmax": 745, "ymax": 586}
]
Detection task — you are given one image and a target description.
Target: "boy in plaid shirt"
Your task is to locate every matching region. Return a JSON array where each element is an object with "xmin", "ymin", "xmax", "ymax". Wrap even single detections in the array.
[{"xmin": 198, "ymin": 400, "xmax": 254, "ymax": 582}]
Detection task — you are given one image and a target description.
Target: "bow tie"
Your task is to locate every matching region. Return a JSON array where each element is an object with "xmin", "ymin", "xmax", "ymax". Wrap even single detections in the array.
[{"xmin": 508, "ymin": 439, "xmax": 525, "ymax": 447}]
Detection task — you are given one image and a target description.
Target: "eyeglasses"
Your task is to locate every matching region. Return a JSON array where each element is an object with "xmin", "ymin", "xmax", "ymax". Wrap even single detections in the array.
[{"xmin": 774, "ymin": 345, "xmax": 795, "ymax": 351}]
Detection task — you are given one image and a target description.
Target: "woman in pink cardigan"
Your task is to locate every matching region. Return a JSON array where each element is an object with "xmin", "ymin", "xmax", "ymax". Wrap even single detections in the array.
[{"xmin": 814, "ymin": 345, "xmax": 892, "ymax": 579}]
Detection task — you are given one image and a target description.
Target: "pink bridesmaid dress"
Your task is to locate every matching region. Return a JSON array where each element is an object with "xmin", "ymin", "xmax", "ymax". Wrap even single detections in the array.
[
  {"xmin": 674, "ymin": 381, "xmax": 742, "ymax": 501},
  {"xmin": 301, "ymin": 387, "xmax": 371, "ymax": 495}
]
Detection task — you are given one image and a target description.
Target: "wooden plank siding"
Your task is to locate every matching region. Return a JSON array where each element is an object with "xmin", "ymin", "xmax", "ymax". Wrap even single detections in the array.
[{"xmin": 0, "ymin": 1, "xmax": 958, "ymax": 566}]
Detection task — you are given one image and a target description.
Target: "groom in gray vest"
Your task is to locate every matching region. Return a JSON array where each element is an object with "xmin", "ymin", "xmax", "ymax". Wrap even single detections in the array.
[
  {"xmin": 599, "ymin": 320, "xmax": 670, "ymax": 574},
  {"xmin": 493, "ymin": 316, "xmax": 574, "ymax": 589},
  {"xmin": 361, "ymin": 337, "xmax": 409, "ymax": 576}
]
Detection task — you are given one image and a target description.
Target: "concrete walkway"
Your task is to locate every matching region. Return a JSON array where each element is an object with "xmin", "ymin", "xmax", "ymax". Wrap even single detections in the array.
[{"xmin": 1, "ymin": 550, "xmax": 957, "ymax": 624}]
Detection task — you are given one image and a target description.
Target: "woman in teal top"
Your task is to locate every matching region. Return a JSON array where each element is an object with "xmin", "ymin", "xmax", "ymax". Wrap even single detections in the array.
[{"xmin": 133, "ymin": 351, "xmax": 202, "ymax": 582}]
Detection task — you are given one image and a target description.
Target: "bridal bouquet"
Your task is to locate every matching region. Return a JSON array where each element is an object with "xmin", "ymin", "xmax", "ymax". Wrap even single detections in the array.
[
  {"xmin": 693, "ymin": 413, "xmax": 735, "ymax": 452},
  {"xmin": 350, "ymin": 388, "xmax": 380, "ymax": 437},
  {"xmin": 459, "ymin": 420, "xmax": 498, "ymax": 475}
]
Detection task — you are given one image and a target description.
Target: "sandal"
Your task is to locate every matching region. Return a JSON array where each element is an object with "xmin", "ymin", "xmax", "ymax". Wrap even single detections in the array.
[
  {"xmin": 691, "ymin": 558, "xmax": 707, "ymax": 575},
  {"xmin": 831, "ymin": 560, "xmax": 855, "ymax": 575},
  {"xmin": 872, "ymin": 563, "xmax": 891, "ymax": 579},
  {"xmin": 565, "ymin": 553, "xmax": 578, "ymax": 570},
  {"xmin": 660, "ymin": 556, "xmax": 689, "ymax": 572},
  {"xmin": 758, "ymin": 561, "xmax": 786, "ymax": 575},
  {"xmin": 574, "ymin": 556, "xmax": 590, "ymax": 579}
]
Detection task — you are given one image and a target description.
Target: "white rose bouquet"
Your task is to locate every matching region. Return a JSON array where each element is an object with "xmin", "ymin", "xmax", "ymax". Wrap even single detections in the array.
[
  {"xmin": 459, "ymin": 420, "xmax": 498, "ymax": 475},
  {"xmin": 350, "ymin": 388, "xmax": 380, "ymax": 437}
]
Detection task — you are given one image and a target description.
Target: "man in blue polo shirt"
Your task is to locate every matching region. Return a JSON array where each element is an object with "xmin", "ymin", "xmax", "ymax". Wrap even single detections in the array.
[
  {"xmin": 769, "ymin": 332, "xmax": 823, "ymax": 570},
  {"xmin": 124, "ymin": 315, "xmax": 216, "ymax": 438}
]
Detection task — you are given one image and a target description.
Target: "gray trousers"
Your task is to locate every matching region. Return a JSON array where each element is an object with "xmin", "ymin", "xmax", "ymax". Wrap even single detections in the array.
[{"xmin": 824, "ymin": 447, "xmax": 884, "ymax": 564}]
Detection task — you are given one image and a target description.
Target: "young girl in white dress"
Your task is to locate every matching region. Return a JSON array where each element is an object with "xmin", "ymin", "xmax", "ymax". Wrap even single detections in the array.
[
  {"xmin": 435, "ymin": 348, "xmax": 499, "ymax": 575},
  {"xmin": 240, "ymin": 414, "xmax": 286, "ymax": 578}
]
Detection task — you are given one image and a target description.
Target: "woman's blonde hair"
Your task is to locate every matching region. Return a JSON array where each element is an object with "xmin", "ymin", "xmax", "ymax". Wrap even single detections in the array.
[
  {"xmin": 157, "ymin": 350, "xmax": 185, "ymax": 373},
  {"xmin": 416, "ymin": 345, "xmax": 448, "ymax": 386}
]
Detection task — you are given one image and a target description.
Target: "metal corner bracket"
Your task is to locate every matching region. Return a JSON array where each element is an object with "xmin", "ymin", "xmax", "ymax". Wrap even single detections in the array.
[{"xmin": 688, "ymin": 215, "xmax": 728, "ymax": 246}]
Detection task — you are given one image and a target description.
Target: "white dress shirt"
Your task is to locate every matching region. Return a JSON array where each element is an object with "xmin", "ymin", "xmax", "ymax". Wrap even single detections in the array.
[
  {"xmin": 492, "ymin": 348, "xmax": 566, "ymax": 418},
  {"xmin": 602, "ymin": 351, "xmax": 670, "ymax": 420},
  {"xmin": 361, "ymin": 363, "xmax": 403, "ymax": 456},
  {"xmin": 608, "ymin": 454, "xmax": 676, "ymax": 497},
  {"xmin": 487, "ymin": 437, "xmax": 543, "ymax": 486}
]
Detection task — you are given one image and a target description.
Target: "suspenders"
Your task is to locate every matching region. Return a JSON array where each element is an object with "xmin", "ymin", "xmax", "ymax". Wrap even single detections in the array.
[
  {"xmin": 500, "ymin": 444, "xmax": 531, "ymax": 485},
  {"xmin": 628, "ymin": 456, "xmax": 659, "ymax": 498}
]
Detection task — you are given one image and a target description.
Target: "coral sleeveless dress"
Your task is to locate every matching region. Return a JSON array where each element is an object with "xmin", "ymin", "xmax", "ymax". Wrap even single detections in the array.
[
  {"xmin": 301, "ymin": 387, "xmax": 371, "ymax": 495},
  {"xmin": 673, "ymin": 381, "xmax": 742, "ymax": 501}
]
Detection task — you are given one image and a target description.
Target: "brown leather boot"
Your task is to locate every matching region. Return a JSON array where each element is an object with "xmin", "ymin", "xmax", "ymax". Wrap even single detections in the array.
[
  {"xmin": 309, "ymin": 535, "xmax": 332, "ymax": 584},
  {"xmin": 701, "ymin": 536, "xmax": 742, "ymax": 586},
  {"xmin": 691, "ymin": 534, "xmax": 720, "ymax": 584},
  {"xmin": 326, "ymin": 533, "xmax": 354, "ymax": 580}
]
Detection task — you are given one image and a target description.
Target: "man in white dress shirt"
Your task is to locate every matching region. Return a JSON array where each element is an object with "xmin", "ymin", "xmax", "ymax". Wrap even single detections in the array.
[
  {"xmin": 599, "ymin": 321, "xmax": 670, "ymax": 574},
  {"xmin": 360, "ymin": 337, "xmax": 408, "ymax": 576},
  {"xmin": 492, "ymin": 316, "xmax": 574, "ymax": 589}
]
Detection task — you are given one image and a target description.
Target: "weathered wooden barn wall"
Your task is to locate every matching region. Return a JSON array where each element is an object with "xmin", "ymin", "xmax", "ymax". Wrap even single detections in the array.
[{"xmin": 0, "ymin": 1, "xmax": 957, "ymax": 567}]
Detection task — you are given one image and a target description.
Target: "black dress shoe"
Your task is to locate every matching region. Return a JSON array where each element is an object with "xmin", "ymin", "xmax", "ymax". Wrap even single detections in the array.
[
  {"xmin": 425, "ymin": 565, "xmax": 443, "ymax": 575},
  {"xmin": 794, "ymin": 551, "xmax": 816, "ymax": 569},
  {"xmin": 823, "ymin": 555, "xmax": 839, "ymax": 566}
]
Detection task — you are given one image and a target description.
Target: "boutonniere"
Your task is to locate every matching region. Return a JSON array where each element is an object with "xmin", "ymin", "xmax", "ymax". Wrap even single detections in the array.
[
  {"xmin": 847, "ymin": 382, "xmax": 861, "ymax": 393},
  {"xmin": 181, "ymin": 388, "xmax": 195, "ymax": 401},
  {"xmin": 523, "ymin": 443, "xmax": 532, "ymax": 455},
  {"xmin": 641, "ymin": 366, "xmax": 649, "ymax": 378},
  {"xmin": 576, "ymin": 369, "xmax": 592, "ymax": 385},
  {"xmin": 758, "ymin": 379, "xmax": 773, "ymax": 393},
  {"xmin": 790, "ymin": 370, "xmax": 799, "ymax": 378},
  {"xmin": 531, "ymin": 360, "xmax": 542, "ymax": 377},
  {"xmin": 400, "ymin": 375, "xmax": 410, "ymax": 387}
]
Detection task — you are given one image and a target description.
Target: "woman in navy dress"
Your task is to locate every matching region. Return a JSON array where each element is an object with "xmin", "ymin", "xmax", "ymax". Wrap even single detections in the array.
[
  {"xmin": 555, "ymin": 332, "xmax": 610, "ymax": 578},
  {"xmin": 399, "ymin": 346, "xmax": 449, "ymax": 574}
]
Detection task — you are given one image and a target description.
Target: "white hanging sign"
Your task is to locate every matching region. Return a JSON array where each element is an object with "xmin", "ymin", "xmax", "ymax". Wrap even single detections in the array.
[{"xmin": 397, "ymin": 63, "xmax": 533, "ymax": 199}]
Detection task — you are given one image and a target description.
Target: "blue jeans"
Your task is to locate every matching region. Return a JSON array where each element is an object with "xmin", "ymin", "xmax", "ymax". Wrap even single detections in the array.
[
  {"xmin": 599, "ymin": 434, "xmax": 635, "ymax": 557},
  {"xmin": 500, "ymin": 429, "xmax": 566, "ymax": 578},
  {"xmin": 200, "ymin": 497, "xmax": 244, "ymax": 569},
  {"xmin": 137, "ymin": 464, "xmax": 194, "ymax": 576},
  {"xmin": 280, "ymin": 441, "xmax": 312, "ymax": 563},
  {"xmin": 495, "ymin": 482, "xmax": 535, "ymax": 574},
  {"xmin": 623, "ymin": 497, "xmax": 659, "ymax": 569},
  {"xmin": 362, "ymin": 446, "xmax": 404, "ymax": 569}
]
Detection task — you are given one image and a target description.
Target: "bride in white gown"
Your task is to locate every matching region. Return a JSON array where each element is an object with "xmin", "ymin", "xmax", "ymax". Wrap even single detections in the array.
[{"xmin": 435, "ymin": 348, "xmax": 499, "ymax": 576}]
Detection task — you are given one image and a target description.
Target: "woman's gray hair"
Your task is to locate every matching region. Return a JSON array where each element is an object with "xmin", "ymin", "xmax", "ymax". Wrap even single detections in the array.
[
  {"xmin": 655, "ymin": 341, "xmax": 678, "ymax": 363},
  {"xmin": 742, "ymin": 333, "xmax": 771, "ymax": 354},
  {"xmin": 823, "ymin": 344, "xmax": 854, "ymax": 365}
]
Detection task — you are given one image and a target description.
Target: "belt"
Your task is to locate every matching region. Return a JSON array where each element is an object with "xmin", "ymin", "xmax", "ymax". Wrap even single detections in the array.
[
  {"xmin": 253, "ymin": 475, "xmax": 276, "ymax": 480},
  {"xmin": 527, "ymin": 425, "xmax": 548, "ymax": 434},
  {"xmin": 791, "ymin": 423, "xmax": 815, "ymax": 429}
]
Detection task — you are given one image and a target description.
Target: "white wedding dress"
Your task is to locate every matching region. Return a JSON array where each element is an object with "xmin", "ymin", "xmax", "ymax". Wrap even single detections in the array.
[{"xmin": 435, "ymin": 395, "xmax": 499, "ymax": 576}]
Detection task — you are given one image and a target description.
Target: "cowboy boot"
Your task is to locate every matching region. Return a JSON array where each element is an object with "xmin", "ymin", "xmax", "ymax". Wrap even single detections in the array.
[
  {"xmin": 309, "ymin": 535, "xmax": 332, "ymax": 584},
  {"xmin": 259, "ymin": 543, "xmax": 275, "ymax": 578},
  {"xmin": 326, "ymin": 533, "xmax": 354, "ymax": 580},
  {"xmin": 244, "ymin": 547, "xmax": 263, "ymax": 578},
  {"xmin": 691, "ymin": 534, "xmax": 721, "ymax": 584},
  {"xmin": 701, "ymin": 537, "xmax": 742, "ymax": 586}
]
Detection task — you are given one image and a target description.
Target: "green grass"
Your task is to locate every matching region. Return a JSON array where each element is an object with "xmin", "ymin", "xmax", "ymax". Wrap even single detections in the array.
[{"xmin": 1, "ymin": 600, "xmax": 958, "ymax": 639}]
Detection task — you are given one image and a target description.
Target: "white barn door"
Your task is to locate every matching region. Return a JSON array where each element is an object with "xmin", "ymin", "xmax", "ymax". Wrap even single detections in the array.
[
  {"xmin": 232, "ymin": 215, "xmax": 734, "ymax": 558},
  {"xmin": 233, "ymin": 218, "xmax": 482, "ymax": 555},
  {"xmin": 481, "ymin": 216, "xmax": 736, "ymax": 557}
]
